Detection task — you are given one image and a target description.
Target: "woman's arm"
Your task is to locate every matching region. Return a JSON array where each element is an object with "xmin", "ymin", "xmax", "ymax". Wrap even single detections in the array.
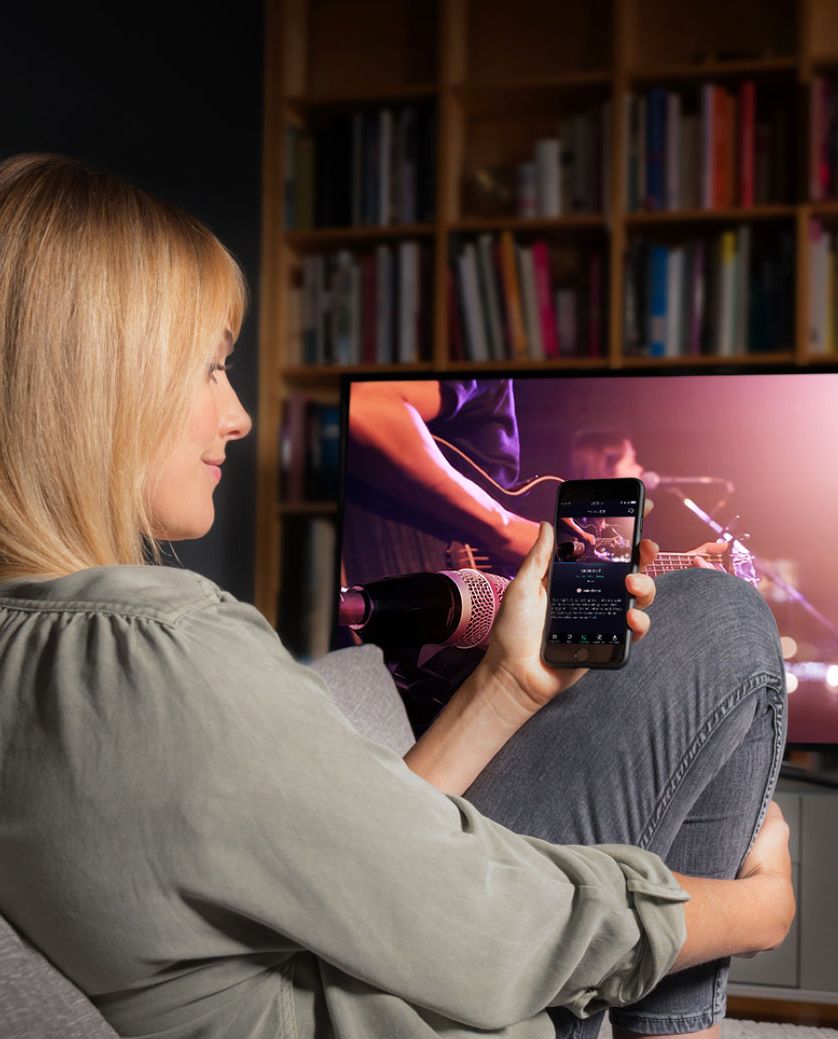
[
  {"xmin": 404, "ymin": 522, "xmax": 658, "ymax": 795},
  {"xmin": 669, "ymin": 801, "xmax": 795, "ymax": 969}
]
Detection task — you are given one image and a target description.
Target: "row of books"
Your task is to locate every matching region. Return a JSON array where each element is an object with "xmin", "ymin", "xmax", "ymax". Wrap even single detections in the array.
[
  {"xmin": 515, "ymin": 102, "xmax": 611, "ymax": 217},
  {"xmin": 809, "ymin": 77, "xmax": 838, "ymax": 202},
  {"xmin": 287, "ymin": 244, "xmax": 431, "ymax": 366},
  {"xmin": 808, "ymin": 219, "xmax": 838, "ymax": 353},
  {"xmin": 623, "ymin": 226, "xmax": 793, "ymax": 357},
  {"xmin": 626, "ymin": 82, "xmax": 793, "ymax": 212},
  {"xmin": 278, "ymin": 393, "xmax": 341, "ymax": 503},
  {"xmin": 284, "ymin": 106, "xmax": 436, "ymax": 230},
  {"xmin": 450, "ymin": 232, "xmax": 605, "ymax": 361},
  {"xmin": 278, "ymin": 516, "xmax": 336, "ymax": 662}
]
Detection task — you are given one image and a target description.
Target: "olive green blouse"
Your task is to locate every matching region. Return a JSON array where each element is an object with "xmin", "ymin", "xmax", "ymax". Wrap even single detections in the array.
[{"xmin": 0, "ymin": 565, "xmax": 689, "ymax": 1038}]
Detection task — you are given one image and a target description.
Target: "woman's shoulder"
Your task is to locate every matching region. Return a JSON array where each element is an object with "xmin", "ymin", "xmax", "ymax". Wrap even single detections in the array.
[{"xmin": 0, "ymin": 563, "xmax": 227, "ymax": 627}]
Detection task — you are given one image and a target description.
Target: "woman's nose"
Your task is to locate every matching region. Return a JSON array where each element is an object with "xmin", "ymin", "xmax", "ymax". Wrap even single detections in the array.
[{"xmin": 223, "ymin": 387, "xmax": 252, "ymax": 441}]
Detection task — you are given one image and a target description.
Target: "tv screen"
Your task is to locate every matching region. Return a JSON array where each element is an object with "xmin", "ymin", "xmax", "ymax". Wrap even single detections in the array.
[{"xmin": 337, "ymin": 368, "xmax": 838, "ymax": 748}]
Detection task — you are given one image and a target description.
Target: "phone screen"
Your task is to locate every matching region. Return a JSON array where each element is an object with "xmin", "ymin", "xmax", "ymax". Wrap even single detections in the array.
[{"xmin": 542, "ymin": 478, "xmax": 644, "ymax": 668}]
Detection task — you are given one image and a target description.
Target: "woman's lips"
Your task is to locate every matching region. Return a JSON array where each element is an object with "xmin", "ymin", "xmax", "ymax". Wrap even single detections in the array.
[{"xmin": 204, "ymin": 462, "xmax": 222, "ymax": 482}]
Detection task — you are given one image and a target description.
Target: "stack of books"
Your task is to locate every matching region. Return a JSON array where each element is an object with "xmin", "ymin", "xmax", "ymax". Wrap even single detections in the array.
[
  {"xmin": 625, "ymin": 81, "xmax": 792, "ymax": 211},
  {"xmin": 624, "ymin": 225, "xmax": 793, "ymax": 356},
  {"xmin": 287, "ymin": 244, "xmax": 430, "ymax": 366},
  {"xmin": 449, "ymin": 231, "xmax": 605, "ymax": 361},
  {"xmin": 514, "ymin": 101, "xmax": 611, "ymax": 217},
  {"xmin": 278, "ymin": 393, "xmax": 342, "ymax": 502},
  {"xmin": 284, "ymin": 105, "xmax": 436, "ymax": 229}
]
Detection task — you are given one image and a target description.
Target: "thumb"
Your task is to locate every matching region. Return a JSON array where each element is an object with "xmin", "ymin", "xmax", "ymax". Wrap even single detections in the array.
[{"xmin": 518, "ymin": 521, "xmax": 553, "ymax": 583}]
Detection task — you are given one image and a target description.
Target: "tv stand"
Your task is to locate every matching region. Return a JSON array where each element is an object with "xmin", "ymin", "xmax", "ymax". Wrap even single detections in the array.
[{"xmin": 779, "ymin": 763, "xmax": 838, "ymax": 790}]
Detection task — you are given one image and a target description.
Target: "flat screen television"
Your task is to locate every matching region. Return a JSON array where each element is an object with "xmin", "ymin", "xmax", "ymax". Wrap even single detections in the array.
[{"xmin": 335, "ymin": 367, "xmax": 838, "ymax": 753}]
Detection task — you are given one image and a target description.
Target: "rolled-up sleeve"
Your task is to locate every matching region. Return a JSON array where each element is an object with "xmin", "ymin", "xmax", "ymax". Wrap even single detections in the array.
[{"xmin": 150, "ymin": 595, "xmax": 689, "ymax": 1030}]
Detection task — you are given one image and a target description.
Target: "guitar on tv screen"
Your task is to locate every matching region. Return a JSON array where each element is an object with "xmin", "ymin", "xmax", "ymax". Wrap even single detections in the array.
[{"xmin": 336, "ymin": 368, "xmax": 838, "ymax": 751}]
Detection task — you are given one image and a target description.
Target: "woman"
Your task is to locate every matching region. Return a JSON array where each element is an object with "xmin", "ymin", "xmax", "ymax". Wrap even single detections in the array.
[{"xmin": 0, "ymin": 153, "xmax": 793, "ymax": 1039}]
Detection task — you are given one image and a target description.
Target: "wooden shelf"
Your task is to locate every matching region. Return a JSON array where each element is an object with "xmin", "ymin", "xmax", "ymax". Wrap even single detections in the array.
[
  {"xmin": 621, "ymin": 352, "xmax": 797, "ymax": 366},
  {"xmin": 626, "ymin": 205, "xmax": 796, "ymax": 225},
  {"xmin": 281, "ymin": 362, "xmax": 436, "ymax": 384},
  {"xmin": 628, "ymin": 56, "xmax": 797, "ymax": 83},
  {"xmin": 456, "ymin": 71, "xmax": 612, "ymax": 94},
  {"xmin": 453, "ymin": 215, "xmax": 605, "ymax": 232},
  {"xmin": 285, "ymin": 224, "xmax": 436, "ymax": 248},
  {"xmin": 285, "ymin": 84, "xmax": 438, "ymax": 108}
]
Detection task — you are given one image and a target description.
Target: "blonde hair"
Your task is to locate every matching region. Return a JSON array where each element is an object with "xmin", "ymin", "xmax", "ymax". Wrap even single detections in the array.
[{"xmin": 0, "ymin": 153, "xmax": 249, "ymax": 581}]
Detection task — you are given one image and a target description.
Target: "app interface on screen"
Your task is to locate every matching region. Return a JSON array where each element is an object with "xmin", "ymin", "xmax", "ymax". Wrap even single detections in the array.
[{"xmin": 546, "ymin": 496, "xmax": 640, "ymax": 647}]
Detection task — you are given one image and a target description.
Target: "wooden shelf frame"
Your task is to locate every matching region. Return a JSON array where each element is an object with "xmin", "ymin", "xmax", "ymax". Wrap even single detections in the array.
[{"xmin": 257, "ymin": 0, "xmax": 838, "ymax": 628}]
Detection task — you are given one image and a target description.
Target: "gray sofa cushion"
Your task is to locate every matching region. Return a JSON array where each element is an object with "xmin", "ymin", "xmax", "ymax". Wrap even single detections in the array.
[
  {"xmin": 310, "ymin": 643, "xmax": 415, "ymax": 755},
  {"xmin": 0, "ymin": 911, "xmax": 118, "ymax": 1038}
]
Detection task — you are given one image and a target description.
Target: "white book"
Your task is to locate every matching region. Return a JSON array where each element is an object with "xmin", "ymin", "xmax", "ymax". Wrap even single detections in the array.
[
  {"xmin": 665, "ymin": 246, "xmax": 684, "ymax": 356},
  {"xmin": 476, "ymin": 234, "xmax": 505, "ymax": 359},
  {"xmin": 666, "ymin": 92, "xmax": 681, "ymax": 211},
  {"xmin": 701, "ymin": 84, "xmax": 714, "ymax": 209},
  {"xmin": 556, "ymin": 287, "xmax": 577, "ymax": 356},
  {"xmin": 534, "ymin": 138, "xmax": 561, "ymax": 217},
  {"xmin": 734, "ymin": 224, "xmax": 751, "ymax": 353},
  {"xmin": 332, "ymin": 250, "xmax": 354, "ymax": 365},
  {"xmin": 397, "ymin": 241, "xmax": 419, "ymax": 363},
  {"xmin": 375, "ymin": 244, "xmax": 393, "ymax": 363},
  {"xmin": 378, "ymin": 109, "xmax": 392, "ymax": 226},
  {"xmin": 516, "ymin": 245, "xmax": 544, "ymax": 360},
  {"xmin": 458, "ymin": 243, "xmax": 491, "ymax": 361}
]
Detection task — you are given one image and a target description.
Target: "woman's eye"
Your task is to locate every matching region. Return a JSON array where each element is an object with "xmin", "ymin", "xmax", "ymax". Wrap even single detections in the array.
[{"xmin": 209, "ymin": 362, "xmax": 234, "ymax": 382}]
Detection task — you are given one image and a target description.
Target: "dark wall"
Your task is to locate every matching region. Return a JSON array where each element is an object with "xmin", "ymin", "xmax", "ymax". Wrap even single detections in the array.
[{"xmin": 0, "ymin": 4, "xmax": 265, "ymax": 604}]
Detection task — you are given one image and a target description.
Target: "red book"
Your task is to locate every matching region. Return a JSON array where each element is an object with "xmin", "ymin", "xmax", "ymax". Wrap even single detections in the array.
[
  {"xmin": 360, "ymin": 252, "xmax": 377, "ymax": 363},
  {"xmin": 531, "ymin": 241, "xmax": 560, "ymax": 357},
  {"xmin": 739, "ymin": 81, "xmax": 755, "ymax": 207}
]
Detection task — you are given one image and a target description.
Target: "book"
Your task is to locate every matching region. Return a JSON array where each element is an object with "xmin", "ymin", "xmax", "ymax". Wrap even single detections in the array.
[
  {"xmin": 648, "ymin": 245, "xmax": 668, "ymax": 356},
  {"xmin": 532, "ymin": 241, "xmax": 560, "ymax": 358},
  {"xmin": 498, "ymin": 231, "xmax": 528, "ymax": 359},
  {"xmin": 517, "ymin": 245, "xmax": 544, "ymax": 360},
  {"xmin": 534, "ymin": 138, "xmax": 561, "ymax": 217},
  {"xmin": 477, "ymin": 234, "xmax": 506, "ymax": 360},
  {"xmin": 739, "ymin": 81, "xmax": 756, "ymax": 207},
  {"xmin": 458, "ymin": 242, "xmax": 491, "ymax": 361}
]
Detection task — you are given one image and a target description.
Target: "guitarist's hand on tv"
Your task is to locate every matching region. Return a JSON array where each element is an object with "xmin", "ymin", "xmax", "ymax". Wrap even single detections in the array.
[
  {"xmin": 481, "ymin": 518, "xmax": 660, "ymax": 716},
  {"xmin": 686, "ymin": 539, "xmax": 728, "ymax": 568}
]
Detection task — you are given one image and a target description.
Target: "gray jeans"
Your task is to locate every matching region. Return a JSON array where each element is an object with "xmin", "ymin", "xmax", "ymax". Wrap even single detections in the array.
[
  {"xmin": 316, "ymin": 567, "xmax": 787, "ymax": 1037},
  {"xmin": 463, "ymin": 568, "xmax": 787, "ymax": 1036}
]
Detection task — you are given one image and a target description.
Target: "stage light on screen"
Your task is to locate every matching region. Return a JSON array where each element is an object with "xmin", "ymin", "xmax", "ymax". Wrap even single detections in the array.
[
  {"xmin": 826, "ymin": 665, "xmax": 838, "ymax": 690},
  {"xmin": 785, "ymin": 672, "xmax": 799, "ymax": 694},
  {"xmin": 780, "ymin": 636, "xmax": 798, "ymax": 660}
]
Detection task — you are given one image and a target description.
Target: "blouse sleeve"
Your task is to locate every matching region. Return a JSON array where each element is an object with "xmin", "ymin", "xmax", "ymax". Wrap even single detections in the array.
[{"xmin": 148, "ymin": 593, "xmax": 689, "ymax": 1031}]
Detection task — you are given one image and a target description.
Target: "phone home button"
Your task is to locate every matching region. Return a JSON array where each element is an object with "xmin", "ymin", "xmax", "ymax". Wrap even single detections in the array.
[{"xmin": 574, "ymin": 647, "xmax": 589, "ymax": 663}]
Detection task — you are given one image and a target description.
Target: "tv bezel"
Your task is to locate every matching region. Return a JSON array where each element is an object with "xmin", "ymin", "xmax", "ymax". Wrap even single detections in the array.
[{"xmin": 334, "ymin": 361, "xmax": 838, "ymax": 752}]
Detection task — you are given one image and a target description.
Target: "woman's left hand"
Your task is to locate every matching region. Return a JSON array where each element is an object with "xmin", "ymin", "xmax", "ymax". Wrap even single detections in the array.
[{"xmin": 481, "ymin": 512, "xmax": 659, "ymax": 718}]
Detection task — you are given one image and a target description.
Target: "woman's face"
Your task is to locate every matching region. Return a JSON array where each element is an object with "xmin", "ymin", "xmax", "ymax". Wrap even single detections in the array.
[{"xmin": 146, "ymin": 333, "xmax": 252, "ymax": 540}]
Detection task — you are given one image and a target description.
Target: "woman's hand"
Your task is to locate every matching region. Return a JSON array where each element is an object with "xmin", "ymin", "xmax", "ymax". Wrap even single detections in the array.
[{"xmin": 481, "ymin": 507, "xmax": 659, "ymax": 718}]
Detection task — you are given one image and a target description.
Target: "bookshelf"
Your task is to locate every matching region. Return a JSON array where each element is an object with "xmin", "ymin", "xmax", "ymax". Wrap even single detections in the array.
[{"xmin": 257, "ymin": 0, "xmax": 838, "ymax": 651}]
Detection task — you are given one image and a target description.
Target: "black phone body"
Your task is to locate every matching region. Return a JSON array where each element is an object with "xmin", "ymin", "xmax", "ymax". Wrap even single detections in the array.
[{"xmin": 541, "ymin": 477, "xmax": 645, "ymax": 669}]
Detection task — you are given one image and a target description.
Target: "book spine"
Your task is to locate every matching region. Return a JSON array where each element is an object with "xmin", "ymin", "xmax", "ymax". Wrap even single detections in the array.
[
  {"xmin": 739, "ymin": 81, "xmax": 756, "ymax": 207},
  {"xmin": 459, "ymin": 242, "xmax": 491, "ymax": 361},
  {"xmin": 666, "ymin": 91, "xmax": 680, "ymax": 211},
  {"xmin": 665, "ymin": 245, "xmax": 684, "ymax": 356},
  {"xmin": 588, "ymin": 252, "xmax": 603, "ymax": 357},
  {"xmin": 378, "ymin": 109, "xmax": 392, "ymax": 226},
  {"xmin": 517, "ymin": 244, "xmax": 544, "ymax": 359},
  {"xmin": 718, "ymin": 230, "xmax": 737, "ymax": 355},
  {"xmin": 648, "ymin": 244, "xmax": 667, "ymax": 356},
  {"xmin": 810, "ymin": 78, "xmax": 823, "ymax": 202},
  {"xmin": 701, "ymin": 83, "xmax": 714, "ymax": 209},
  {"xmin": 477, "ymin": 234, "xmax": 506, "ymax": 360},
  {"xmin": 498, "ymin": 230, "xmax": 529, "ymax": 358},
  {"xmin": 734, "ymin": 224, "xmax": 751, "ymax": 353},
  {"xmin": 532, "ymin": 240, "xmax": 560, "ymax": 357},
  {"xmin": 689, "ymin": 238, "xmax": 706, "ymax": 355},
  {"xmin": 375, "ymin": 244, "xmax": 393, "ymax": 362}
]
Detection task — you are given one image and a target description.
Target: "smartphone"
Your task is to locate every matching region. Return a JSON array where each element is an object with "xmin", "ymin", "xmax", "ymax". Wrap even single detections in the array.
[{"xmin": 541, "ymin": 477, "xmax": 645, "ymax": 669}]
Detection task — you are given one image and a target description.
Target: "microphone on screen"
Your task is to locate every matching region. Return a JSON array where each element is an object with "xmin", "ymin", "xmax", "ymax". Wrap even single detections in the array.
[
  {"xmin": 338, "ymin": 569, "xmax": 510, "ymax": 650},
  {"xmin": 642, "ymin": 471, "xmax": 735, "ymax": 494}
]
